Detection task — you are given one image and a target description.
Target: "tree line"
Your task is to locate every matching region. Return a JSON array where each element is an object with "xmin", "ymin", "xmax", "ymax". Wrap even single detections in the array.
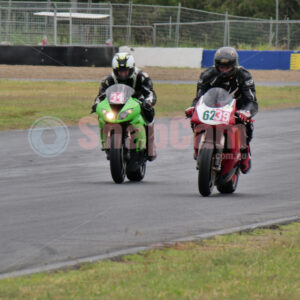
[
  {"xmin": 21, "ymin": 0, "xmax": 300, "ymax": 20},
  {"xmin": 109, "ymin": 0, "xmax": 300, "ymax": 20}
]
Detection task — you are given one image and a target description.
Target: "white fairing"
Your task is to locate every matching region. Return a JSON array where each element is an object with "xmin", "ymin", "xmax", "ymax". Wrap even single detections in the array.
[{"xmin": 196, "ymin": 96, "xmax": 235, "ymax": 125}]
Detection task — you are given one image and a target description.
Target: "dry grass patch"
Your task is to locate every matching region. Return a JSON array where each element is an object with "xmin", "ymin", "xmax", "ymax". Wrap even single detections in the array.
[{"xmin": 1, "ymin": 80, "xmax": 300, "ymax": 130}]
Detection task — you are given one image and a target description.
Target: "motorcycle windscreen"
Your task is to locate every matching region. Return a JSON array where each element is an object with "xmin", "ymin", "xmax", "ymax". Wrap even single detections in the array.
[
  {"xmin": 196, "ymin": 88, "xmax": 235, "ymax": 125},
  {"xmin": 203, "ymin": 87, "xmax": 233, "ymax": 108},
  {"xmin": 106, "ymin": 84, "xmax": 135, "ymax": 105}
]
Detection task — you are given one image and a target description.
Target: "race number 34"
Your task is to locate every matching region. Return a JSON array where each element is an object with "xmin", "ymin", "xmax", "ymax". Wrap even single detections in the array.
[{"xmin": 110, "ymin": 92, "xmax": 125, "ymax": 104}]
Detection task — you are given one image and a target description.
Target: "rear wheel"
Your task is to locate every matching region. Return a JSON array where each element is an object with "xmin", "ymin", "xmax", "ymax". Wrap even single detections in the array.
[
  {"xmin": 217, "ymin": 169, "xmax": 240, "ymax": 194},
  {"xmin": 126, "ymin": 160, "xmax": 146, "ymax": 182},
  {"xmin": 110, "ymin": 132, "xmax": 126, "ymax": 184},
  {"xmin": 198, "ymin": 146, "xmax": 216, "ymax": 197}
]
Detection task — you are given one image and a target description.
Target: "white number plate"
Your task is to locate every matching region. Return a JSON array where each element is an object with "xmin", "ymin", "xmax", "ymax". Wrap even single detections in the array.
[
  {"xmin": 197, "ymin": 105, "xmax": 233, "ymax": 125},
  {"xmin": 109, "ymin": 92, "xmax": 125, "ymax": 104}
]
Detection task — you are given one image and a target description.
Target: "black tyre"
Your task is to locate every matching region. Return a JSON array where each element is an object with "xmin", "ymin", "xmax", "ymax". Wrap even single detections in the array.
[
  {"xmin": 198, "ymin": 146, "xmax": 216, "ymax": 197},
  {"xmin": 217, "ymin": 169, "xmax": 240, "ymax": 194},
  {"xmin": 126, "ymin": 160, "xmax": 146, "ymax": 182},
  {"xmin": 110, "ymin": 132, "xmax": 126, "ymax": 184}
]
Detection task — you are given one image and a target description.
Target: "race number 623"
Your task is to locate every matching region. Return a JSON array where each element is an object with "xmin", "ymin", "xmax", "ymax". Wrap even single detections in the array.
[{"xmin": 203, "ymin": 109, "xmax": 230, "ymax": 122}]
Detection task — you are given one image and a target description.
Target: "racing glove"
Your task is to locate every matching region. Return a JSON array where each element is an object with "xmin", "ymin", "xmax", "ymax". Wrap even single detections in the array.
[
  {"xmin": 91, "ymin": 97, "xmax": 100, "ymax": 114},
  {"xmin": 142, "ymin": 98, "xmax": 153, "ymax": 110},
  {"xmin": 185, "ymin": 106, "xmax": 195, "ymax": 118},
  {"xmin": 237, "ymin": 110, "xmax": 251, "ymax": 122}
]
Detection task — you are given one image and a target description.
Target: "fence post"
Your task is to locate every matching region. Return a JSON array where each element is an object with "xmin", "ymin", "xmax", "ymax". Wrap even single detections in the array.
[
  {"xmin": 287, "ymin": 17, "xmax": 290, "ymax": 50},
  {"xmin": 88, "ymin": 0, "xmax": 92, "ymax": 12},
  {"xmin": 223, "ymin": 11, "xmax": 228, "ymax": 46},
  {"xmin": 152, "ymin": 24, "xmax": 156, "ymax": 46},
  {"xmin": 6, "ymin": 0, "xmax": 12, "ymax": 42},
  {"xmin": 69, "ymin": 8, "xmax": 72, "ymax": 45},
  {"xmin": 268, "ymin": 17, "xmax": 273, "ymax": 47},
  {"xmin": 53, "ymin": 3, "xmax": 57, "ymax": 45},
  {"xmin": 46, "ymin": 0, "xmax": 51, "ymax": 38},
  {"xmin": 227, "ymin": 19, "xmax": 230, "ymax": 46},
  {"xmin": 126, "ymin": 1, "xmax": 132, "ymax": 45},
  {"xmin": 275, "ymin": 0, "xmax": 278, "ymax": 47},
  {"xmin": 175, "ymin": 2, "xmax": 181, "ymax": 47},
  {"xmin": 0, "ymin": 9, "xmax": 2, "ymax": 43},
  {"xmin": 169, "ymin": 16, "xmax": 172, "ymax": 40},
  {"xmin": 25, "ymin": 12, "xmax": 29, "ymax": 36},
  {"xmin": 109, "ymin": 4, "xmax": 113, "ymax": 45}
]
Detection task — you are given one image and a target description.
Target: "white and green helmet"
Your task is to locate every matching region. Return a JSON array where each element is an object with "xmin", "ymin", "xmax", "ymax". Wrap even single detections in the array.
[{"xmin": 112, "ymin": 52, "xmax": 135, "ymax": 80}]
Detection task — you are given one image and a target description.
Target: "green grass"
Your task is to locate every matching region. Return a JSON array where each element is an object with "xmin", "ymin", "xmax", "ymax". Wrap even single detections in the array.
[
  {"xmin": 1, "ymin": 80, "xmax": 300, "ymax": 130},
  {"xmin": 1, "ymin": 222, "xmax": 300, "ymax": 299}
]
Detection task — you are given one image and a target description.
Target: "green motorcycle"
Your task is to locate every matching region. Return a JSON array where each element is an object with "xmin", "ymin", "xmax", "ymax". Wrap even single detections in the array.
[{"xmin": 96, "ymin": 84, "xmax": 149, "ymax": 184}]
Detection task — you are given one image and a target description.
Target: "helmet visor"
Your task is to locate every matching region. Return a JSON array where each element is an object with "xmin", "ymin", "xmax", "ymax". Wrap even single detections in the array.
[
  {"xmin": 218, "ymin": 64, "xmax": 233, "ymax": 73},
  {"xmin": 117, "ymin": 68, "xmax": 130, "ymax": 80}
]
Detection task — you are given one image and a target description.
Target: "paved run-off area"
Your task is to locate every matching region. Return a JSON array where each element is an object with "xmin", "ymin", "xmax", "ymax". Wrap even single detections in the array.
[{"xmin": 0, "ymin": 65, "xmax": 300, "ymax": 82}]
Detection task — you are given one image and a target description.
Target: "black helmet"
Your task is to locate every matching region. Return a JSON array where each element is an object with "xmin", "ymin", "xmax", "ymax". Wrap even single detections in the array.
[
  {"xmin": 112, "ymin": 52, "xmax": 135, "ymax": 81},
  {"xmin": 214, "ymin": 47, "xmax": 238, "ymax": 77}
]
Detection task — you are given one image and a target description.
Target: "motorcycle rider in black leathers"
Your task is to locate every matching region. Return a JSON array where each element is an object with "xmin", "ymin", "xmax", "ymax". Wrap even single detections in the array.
[
  {"xmin": 91, "ymin": 52, "xmax": 157, "ymax": 160},
  {"xmin": 185, "ymin": 46, "xmax": 258, "ymax": 174}
]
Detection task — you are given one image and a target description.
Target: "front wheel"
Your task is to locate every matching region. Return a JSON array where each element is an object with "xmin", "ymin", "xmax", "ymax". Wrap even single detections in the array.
[
  {"xmin": 217, "ymin": 169, "xmax": 240, "ymax": 194},
  {"xmin": 198, "ymin": 146, "xmax": 216, "ymax": 197},
  {"xmin": 110, "ymin": 132, "xmax": 126, "ymax": 184}
]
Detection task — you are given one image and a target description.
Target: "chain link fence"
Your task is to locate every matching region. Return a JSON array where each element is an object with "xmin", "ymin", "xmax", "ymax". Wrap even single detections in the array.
[
  {"xmin": 0, "ymin": 1, "xmax": 112, "ymax": 46},
  {"xmin": 0, "ymin": 1, "xmax": 299, "ymax": 50},
  {"xmin": 153, "ymin": 19, "xmax": 300, "ymax": 49}
]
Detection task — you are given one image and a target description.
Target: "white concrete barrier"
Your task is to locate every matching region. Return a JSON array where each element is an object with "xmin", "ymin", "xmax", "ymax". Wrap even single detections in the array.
[{"xmin": 119, "ymin": 46, "xmax": 203, "ymax": 68}]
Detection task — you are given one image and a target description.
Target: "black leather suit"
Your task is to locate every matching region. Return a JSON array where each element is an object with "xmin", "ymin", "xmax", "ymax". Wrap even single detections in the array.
[{"xmin": 92, "ymin": 68, "xmax": 156, "ymax": 122}]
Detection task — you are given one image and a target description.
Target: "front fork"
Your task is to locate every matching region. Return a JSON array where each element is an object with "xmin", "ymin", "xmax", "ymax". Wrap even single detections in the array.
[
  {"xmin": 99, "ymin": 123, "xmax": 146, "ymax": 153},
  {"xmin": 195, "ymin": 127, "xmax": 225, "ymax": 171}
]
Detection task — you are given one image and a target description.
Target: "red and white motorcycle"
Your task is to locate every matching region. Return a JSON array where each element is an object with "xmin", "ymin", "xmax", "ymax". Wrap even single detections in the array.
[{"xmin": 188, "ymin": 87, "xmax": 250, "ymax": 196}]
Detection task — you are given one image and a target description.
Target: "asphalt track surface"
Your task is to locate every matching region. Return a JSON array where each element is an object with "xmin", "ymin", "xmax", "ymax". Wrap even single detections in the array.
[{"xmin": 0, "ymin": 109, "xmax": 300, "ymax": 277}]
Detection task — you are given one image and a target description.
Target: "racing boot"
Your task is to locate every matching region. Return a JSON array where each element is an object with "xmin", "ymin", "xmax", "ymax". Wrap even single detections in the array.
[
  {"xmin": 240, "ymin": 146, "xmax": 251, "ymax": 174},
  {"xmin": 147, "ymin": 123, "xmax": 157, "ymax": 161},
  {"xmin": 193, "ymin": 148, "xmax": 198, "ymax": 160}
]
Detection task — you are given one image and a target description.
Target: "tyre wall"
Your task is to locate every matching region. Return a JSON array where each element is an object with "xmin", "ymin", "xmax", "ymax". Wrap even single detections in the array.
[{"xmin": 0, "ymin": 45, "xmax": 118, "ymax": 67}]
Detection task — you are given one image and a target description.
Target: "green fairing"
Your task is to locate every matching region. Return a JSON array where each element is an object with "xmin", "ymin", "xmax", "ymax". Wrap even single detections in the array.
[{"xmin": 95, "ymin": 95, "xmax": 147, "ymax": 152}]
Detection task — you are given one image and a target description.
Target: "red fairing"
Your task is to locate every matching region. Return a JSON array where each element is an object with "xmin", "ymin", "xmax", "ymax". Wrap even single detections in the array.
[
  {"xmin": 220, "ymin": 100, "xmax": 240, "ymax": 176},
  {"xmin": 220, "ymin": 125, "xmax": 242, "ymax": 175},
  {"xmin": 229, "ymin": 101, "xmax": 237, "ymax": 125},
  {"xmin": 192, "ymin": 94, "xmax": 244, "ymax": 178},
  {"xmin": 191, "ymin": 101, "xmax": 201, "ymax": 124}
]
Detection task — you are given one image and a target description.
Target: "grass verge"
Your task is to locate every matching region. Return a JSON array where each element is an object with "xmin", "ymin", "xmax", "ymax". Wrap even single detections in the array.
[
  {"xmin": 0, "ymin": 80, "xmax": 300, "ymax": 130},
  {"xmin": 0, "ymin": 222, "xmax": 300, "ymax": 299}
]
